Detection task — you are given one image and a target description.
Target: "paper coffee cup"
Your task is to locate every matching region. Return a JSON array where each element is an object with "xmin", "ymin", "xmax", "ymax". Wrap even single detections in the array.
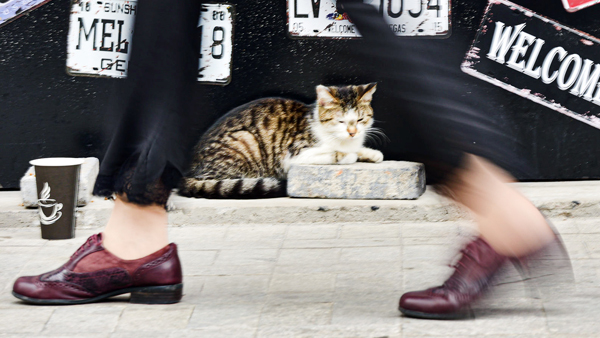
[{"xmin": 29, "ymin": 158, "xmax": 85, "ymax": 240}]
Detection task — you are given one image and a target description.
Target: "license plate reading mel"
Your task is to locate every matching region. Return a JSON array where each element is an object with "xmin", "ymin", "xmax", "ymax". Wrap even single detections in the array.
[
  {"xmin": 288, "ymin": 0, "xmax": 450, "ymax": 38},
  {"xmin": 66, "ymin": 1, "xmax": 234, "ymax": 84},
  {"xmin": 66, "ymin": 0, "xmax": 136, "ymax": 78}
]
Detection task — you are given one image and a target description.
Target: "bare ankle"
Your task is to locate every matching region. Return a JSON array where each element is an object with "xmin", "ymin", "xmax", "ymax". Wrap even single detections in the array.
[
  {"xmin": 102, "ymin": 196, "xmax": 169, "ymax": 260},
  {"xmin": 446, "ymin": 154, "xmax": 555, "ymax": 257}
]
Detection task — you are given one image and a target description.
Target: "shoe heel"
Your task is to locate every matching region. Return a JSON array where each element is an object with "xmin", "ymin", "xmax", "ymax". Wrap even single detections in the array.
[{"xmin": 130, "ymin": 284, "xmax": 183, "ymax": 304}]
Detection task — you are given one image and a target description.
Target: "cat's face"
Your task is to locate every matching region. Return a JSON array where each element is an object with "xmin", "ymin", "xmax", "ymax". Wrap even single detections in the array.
[{"xmin": 315, "ymin": 83, "xmax": 377, "ymax": 140}]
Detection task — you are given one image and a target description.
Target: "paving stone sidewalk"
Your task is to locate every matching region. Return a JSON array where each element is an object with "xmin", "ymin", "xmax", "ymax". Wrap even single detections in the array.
[{"xmin": 0, "ymin": 217, "xmax": 599, "ymax": 337}]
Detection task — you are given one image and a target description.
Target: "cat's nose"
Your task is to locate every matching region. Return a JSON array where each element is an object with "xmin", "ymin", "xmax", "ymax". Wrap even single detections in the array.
[{"xmin": 348, "ymin": 128, "xmax": 357, "ymax": 137}]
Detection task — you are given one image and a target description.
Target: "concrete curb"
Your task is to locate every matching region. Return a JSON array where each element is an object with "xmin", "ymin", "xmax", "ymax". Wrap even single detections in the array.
[{"xmin": 0, "ymin": 181, "xmax": 598, "ymax": 228}]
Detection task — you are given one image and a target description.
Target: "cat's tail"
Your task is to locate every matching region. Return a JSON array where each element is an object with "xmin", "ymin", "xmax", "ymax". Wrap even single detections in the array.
[{"xmin": 178, "ymin": 177, "xmax": 286, "ymax": 199}]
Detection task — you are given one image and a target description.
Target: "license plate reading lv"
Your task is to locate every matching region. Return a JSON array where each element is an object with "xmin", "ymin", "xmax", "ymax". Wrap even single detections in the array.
[{"xmin": 288, "ymin": 0, "xmax": 450, "ymax": 38}]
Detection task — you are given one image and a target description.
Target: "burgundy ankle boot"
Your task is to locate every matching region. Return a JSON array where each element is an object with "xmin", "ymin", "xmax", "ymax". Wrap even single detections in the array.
[
  {"xmin": 12, "ymin": 233, "xmax": 183, "ymax": 305},
  {"xmin": 399, "ymin": 230, "xmax": 574, "ymax": 319},
  {"xmin": 399, "ymin": 237, "xmax": 507, "ymax": 319}
]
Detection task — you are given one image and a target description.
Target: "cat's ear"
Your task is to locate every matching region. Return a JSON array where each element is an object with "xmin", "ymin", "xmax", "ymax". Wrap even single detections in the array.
[
  {"xmin": 316, "ymin": 85, "xmax": 338, "ymax": 109},
  {"xmin": 358, "ymin": 83, "xmax": 377, "ymax": 103}
]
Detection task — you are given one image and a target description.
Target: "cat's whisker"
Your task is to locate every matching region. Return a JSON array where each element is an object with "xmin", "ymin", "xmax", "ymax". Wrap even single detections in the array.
[
  {"xmin": 365, "ymin": 134, "xmax": 380, "ymax": 147},
  {"xmin": 368, "ymin": 133, "xmax": 386, "ymax": 147},
  {"xmin": 366, "ymin": 128, "xmax": 390, "ymax": 145},
  {"xmin": 371, "ymin": 131, "xmax": 390, "ymax": 142},
  {"xmin": 369, "ymin": 127, "xmax": 388, "ymax": 135}
]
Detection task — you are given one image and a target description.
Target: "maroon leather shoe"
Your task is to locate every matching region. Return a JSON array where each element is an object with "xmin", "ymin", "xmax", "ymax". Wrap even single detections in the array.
[
  {"xmin": 12, "ymin": 234, "xmax": 183, "ymax": 305},
  {"xmin": 399, "ymin": 238, "xmax": 507, "ymax": 319}
]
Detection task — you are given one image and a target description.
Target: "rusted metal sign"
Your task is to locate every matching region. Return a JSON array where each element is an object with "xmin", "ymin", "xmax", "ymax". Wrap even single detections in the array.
[
  {"xmin": 198, "ymin": 3, "xmax": 234, "ymax": 85},
  {"xmin": 462, "ymin": 0, "xmax": 600, "ymax": 129},
  {"xmin": 562, "ymin": 0, "xmax": 600, "ymax": 12},
  {"xmin": 287, "ymin": 0, "xmax": 451, "ymax": 38},
  {"xmin": 0, "ymin": 0, "xmax": 53, "ymax": 28},
  {"xmin": 66, "ymin": 0, "xmax": 136, "ymax": 78},
  {"xmin": 66, "ymin": 1, "xmax": 234, "ymax": 85}
]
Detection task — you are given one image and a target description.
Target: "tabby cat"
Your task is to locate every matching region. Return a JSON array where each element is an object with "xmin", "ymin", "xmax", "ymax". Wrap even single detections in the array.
[{"xmin": 179, "ymin": 83, "xmax": 384, "ymax": 198}]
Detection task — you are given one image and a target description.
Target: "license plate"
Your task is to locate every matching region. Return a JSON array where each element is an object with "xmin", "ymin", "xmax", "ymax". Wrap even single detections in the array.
[
  {"xmin": 0, "ymin": 0, "xmax": 53, "ymax": 28},
  {"xmin": 66, "ymin": 0, "xmax": 136, "ymax": 78},
  {"xmin": 562, "ymin": 0, "xmax": 600, "ymax": 12},
  {"xmin": 198, "ymin": 3, "xmax": 234, "ymax": 85},
  {"xmin": 287, "ymin": 0, "xmax": 450, "ymax": 38},
  {"xmin": 66, "ymin": 1, "xmax": 234, "ymax": 85},
  {"xmin": 462, "ymin": 0, "xmax": 600, "ymax": 130}
]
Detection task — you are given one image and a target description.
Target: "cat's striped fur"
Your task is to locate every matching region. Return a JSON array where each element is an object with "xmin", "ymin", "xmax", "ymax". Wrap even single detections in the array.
[{"xmin": 179, "ymin": 83, "xmax": 382, "ymax": 198}]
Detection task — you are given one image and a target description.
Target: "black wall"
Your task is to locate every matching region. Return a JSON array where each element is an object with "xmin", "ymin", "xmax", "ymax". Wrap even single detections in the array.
[{"xmin": 1, "ymin": 0, "xmax": 599, "ymax": 189}]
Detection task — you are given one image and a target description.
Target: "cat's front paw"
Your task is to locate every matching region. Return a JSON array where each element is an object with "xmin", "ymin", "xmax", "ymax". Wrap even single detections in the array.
[
  {"xmin": 336, "ymin": 152, "xmax": 358, "ymax": 164},
  {"xmin": 358, "ymin": 148, "xmax": 384, "ymax": 163}
]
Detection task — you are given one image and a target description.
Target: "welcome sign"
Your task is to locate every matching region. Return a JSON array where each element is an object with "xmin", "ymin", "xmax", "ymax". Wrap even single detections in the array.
[{"xmin": 462, "ymin": 0, "xmax": 600, "ymax": 129}]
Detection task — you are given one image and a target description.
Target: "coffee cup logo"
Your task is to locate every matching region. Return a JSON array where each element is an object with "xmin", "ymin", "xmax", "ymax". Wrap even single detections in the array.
[{"xmin": 38, "ymin": 182, "xmax": 63, "ymax": 225}]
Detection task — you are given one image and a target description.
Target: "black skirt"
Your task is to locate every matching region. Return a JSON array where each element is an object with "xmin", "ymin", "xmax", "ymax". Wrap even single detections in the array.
[{"xmin": 93, "ymin": 0, "xmax": 201, "ymax": 205}]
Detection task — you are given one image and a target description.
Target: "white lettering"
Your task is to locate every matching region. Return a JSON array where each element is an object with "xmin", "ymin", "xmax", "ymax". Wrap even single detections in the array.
[
  {"xmin": 557, "ymin": 54, "xmax": 582, "ymax": 90},
  {"xmin": 541, "ymin": 47, "xmax": 567, "ymax": 84},
  {"xmin": 523, "ymin": 38, "xmax": 545, "ymax": 79},
  {"xmin": 487, "ymin": 22, "xmax": 526, "ymax": 64},
  {"xmin": 570, "ymin": 59, "xmax": 600, "ymax": 101},
  {"xmin": 506, "ymin": 31, "xmax": 536, "ymax": 72},
  {"xmin": 592, "ymin": 83, "xmax": 600, "ymax": 105},
  {"xmin": 485, "ymin": 22, "xmax": 600, "ymax": 108}
]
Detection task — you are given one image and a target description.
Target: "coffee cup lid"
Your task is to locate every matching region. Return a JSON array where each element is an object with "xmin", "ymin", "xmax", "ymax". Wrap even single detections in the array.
[{"xmin": 29, "ymin": 158, "xmax": 85, "ymax": 167}]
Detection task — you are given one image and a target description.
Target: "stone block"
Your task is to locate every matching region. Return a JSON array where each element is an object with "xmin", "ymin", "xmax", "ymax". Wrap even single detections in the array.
[
  {"xmin": 287, "ymin": 160, "xmax": 425, "ymax": 200},
  {"xmin": 20, "ymin": 157, "xmax": 99, "ymax": 208}
]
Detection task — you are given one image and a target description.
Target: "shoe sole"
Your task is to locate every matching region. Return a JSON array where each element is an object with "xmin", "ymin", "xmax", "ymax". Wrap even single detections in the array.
[
  {"xmin": 12, "ymin": 283, "xmax": 183, "ymax": 305},
  {"xmin": 399, "ymin": 306, "xmax": 474, "ymax": 320}
]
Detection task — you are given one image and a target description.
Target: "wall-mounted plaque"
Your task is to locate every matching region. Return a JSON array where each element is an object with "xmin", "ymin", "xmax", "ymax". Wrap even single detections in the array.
[
  {"xmin": 287, "ymin": 0, "xmax": 451, "ymax": 38},
  {"xmin": 463, "ymin": 0, "xmax": 600, "ymax": 129}
]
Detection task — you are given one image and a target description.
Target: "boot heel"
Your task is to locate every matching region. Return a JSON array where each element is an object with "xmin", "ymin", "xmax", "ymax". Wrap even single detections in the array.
[
  {"xmin": 510, "ymin": 259, "xmax": 543, "ymax": 299},
  {"xmin": 130, "ymin": 284, "xmax": 183, "ymax": 304},
  {"xmin": 509, "ymin": 221, "xmax": 575, "ymax": 301}
]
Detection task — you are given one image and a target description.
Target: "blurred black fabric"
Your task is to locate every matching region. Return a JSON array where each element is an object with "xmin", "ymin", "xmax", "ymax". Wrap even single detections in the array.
[
  {"xmin": 93, "ymin": 0, "xmax": 201, "ymax": 205},
  {"xmin": 339, "ymin": 0, "xmax": 527, "ymax": 184}
]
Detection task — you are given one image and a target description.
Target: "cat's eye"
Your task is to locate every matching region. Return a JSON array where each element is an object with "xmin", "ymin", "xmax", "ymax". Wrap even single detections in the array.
[
  {"xmin": 339, "ymin": 121, "xmax": 345, "ymax": 124},
  {"xmin": 357, "ymin": 118, "xmax": 364, "ymax": 122}
]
